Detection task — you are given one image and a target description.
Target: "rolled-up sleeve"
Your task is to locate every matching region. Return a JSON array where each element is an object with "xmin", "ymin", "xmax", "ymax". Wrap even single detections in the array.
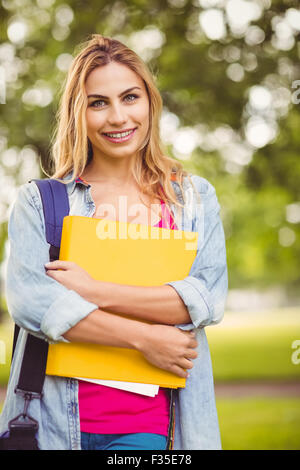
[
  {"xmin": 5, "ymin": 182, "xmax": 99, "ymax": 343},
  {"xmin": 166, "ymin": 176, "xmax": 228, "ymax": 328}
]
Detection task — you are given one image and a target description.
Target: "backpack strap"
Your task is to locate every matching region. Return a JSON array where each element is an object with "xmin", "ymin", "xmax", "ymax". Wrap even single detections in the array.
[
  {"xmin": 12, "ymin": 178, "xmax": 70, "ymax": 359},
  {"xmin": 31, "ymin": 178, "xmax": 70, "ymax": 261},
  {"xmin": 6, "ymin": 179, "xmax": 70, "ymax": 449}
]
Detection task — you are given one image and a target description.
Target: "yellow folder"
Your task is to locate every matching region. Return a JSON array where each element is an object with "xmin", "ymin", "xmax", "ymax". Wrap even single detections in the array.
[{"xmin": 46, "ymin": 216, "xmax": 198, "ymax": 388}]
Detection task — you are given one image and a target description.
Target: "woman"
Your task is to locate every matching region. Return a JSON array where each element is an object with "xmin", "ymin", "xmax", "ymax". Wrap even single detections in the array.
[{"xmin": 0, "ymin": 34, "xmax": 228, "ymax": 450}]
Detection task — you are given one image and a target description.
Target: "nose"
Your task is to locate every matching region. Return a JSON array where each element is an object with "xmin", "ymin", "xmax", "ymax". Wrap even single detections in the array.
[{"xmin": 107, "ymin": 102, "xmax": 127, "ymax": 127}]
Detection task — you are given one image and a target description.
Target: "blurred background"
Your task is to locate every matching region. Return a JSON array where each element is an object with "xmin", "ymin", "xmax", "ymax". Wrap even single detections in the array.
[{"xmin": 0, "ymin": 0, "xmax": 299, "ymax": 450}]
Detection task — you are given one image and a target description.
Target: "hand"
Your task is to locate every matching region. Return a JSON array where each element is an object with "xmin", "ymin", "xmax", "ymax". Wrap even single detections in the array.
[
  {"xmin": 137, "ymin": 324, "xmax": 198, "ymax": 378},
  {"xmin": 45, "ymin": 260, "xmax": 97, "ymax": 303}
]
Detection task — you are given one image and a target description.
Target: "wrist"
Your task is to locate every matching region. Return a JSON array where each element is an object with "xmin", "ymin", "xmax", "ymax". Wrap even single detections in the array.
[
  {"xmin": 86, "ymin": 279, "xmax": 108, "ymax": 308},
  {"xmin": 130, "ymin": 322, "xmax": 152, "ymax": 352}
]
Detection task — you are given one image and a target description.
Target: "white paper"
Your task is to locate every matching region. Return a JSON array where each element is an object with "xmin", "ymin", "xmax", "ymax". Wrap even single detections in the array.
[{"xmin": 76, "ymin": 377, "xmax": 159, "ymax": 397}]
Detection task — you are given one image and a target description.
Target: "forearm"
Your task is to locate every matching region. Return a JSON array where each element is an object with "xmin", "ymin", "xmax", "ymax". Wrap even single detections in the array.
[
  {"xmin": 63, "ymin": 307, "xmax": 198, "ymax": 378},
  {"xmin": 91, "ymin": 281, "xmax": 191, "ymax": 325},
  {"xmin": 63, "ymin": 308, "xmax": 148, "ymax": 349}
]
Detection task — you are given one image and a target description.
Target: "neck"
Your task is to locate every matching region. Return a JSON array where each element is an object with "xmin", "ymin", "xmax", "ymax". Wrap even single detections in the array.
[{"xmin": 82, "ymin": 154, "xmax": 137, "ymax": 187}]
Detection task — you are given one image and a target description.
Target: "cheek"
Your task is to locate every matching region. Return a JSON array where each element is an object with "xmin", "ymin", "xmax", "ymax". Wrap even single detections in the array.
[
  {"xmin": 86, "ymin": 110, "xmax": 104, "ymax": 132},
  {"xmin": 135, "ymin": 102, "xmax": 150, "ymax": 128}
]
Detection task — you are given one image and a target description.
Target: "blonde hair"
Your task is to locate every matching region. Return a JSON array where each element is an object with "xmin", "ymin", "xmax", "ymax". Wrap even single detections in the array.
[{"xmin": 46, "ymin": 33, "xmax": 189, "ymax": 208}]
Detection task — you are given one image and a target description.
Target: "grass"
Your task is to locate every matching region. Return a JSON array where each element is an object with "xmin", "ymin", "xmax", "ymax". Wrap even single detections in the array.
[
  {"xmin": 206, "ymin": 307, "xmax": 300, "ymax": 382},
  {"xmin": 217, "ymin": 396, "xmax": 300, "ymax": 450}
]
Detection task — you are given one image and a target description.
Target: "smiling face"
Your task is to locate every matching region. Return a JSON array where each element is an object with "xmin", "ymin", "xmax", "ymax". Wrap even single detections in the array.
[{"xmin": 85, "ymin": 62, "xmax": 150, "ymax": 162}]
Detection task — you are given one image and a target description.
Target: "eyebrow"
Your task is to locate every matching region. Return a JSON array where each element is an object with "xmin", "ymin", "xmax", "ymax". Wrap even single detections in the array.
[{"xmin": 87, "ymin": 86, "xmax": 142, "ymax": 100}]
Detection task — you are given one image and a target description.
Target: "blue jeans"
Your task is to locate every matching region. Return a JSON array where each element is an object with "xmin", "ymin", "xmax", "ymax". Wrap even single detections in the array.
[{"xmin": 81, "ymin": 432, "xmax": 167, "ymax": 450}]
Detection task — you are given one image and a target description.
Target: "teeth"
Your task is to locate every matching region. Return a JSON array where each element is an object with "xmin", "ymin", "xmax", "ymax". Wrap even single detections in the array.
[{"xmin": 105, "ymin": 129, "xmax": 134, "ymax": 138}]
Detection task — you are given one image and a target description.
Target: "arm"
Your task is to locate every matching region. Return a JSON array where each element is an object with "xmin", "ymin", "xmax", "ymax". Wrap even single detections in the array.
[
  {"xmin": 44, "ymin": 262, "xmax": 191, "ymax": 325},
  {"xmin": 80, "ymin": 281, "xmax": 191, "ymax": 325},
  {"xmin": 5, "ymin": 182, "xmax": 100, "ymax": 343},
  {"xmin": 63, "ymin": 308, "xmax": 198, "ymax": 378}
]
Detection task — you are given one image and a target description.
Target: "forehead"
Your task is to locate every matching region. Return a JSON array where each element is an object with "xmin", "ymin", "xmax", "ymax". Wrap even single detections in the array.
[{"xmin": 85, "ymin": 62, "xmax": 145, "ymax": 95}]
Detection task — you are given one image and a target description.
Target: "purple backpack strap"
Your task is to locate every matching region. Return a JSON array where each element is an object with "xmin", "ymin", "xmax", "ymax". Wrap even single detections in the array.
[
  {"xmin": 11, "ymin": 178, "xmax": 70, "ymax": 361},
  {"xmin": 29, "ymin": 178, "xmax": 70, "ymax": 261}
]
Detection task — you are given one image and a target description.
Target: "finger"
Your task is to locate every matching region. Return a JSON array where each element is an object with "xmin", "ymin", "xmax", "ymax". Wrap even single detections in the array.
[
  {"xmin": 188, "ymin": 337, "xmax": 198, "ymax": 348},
  {"xmin": 182, "ymin": 330, "xmax": 197, "ymax": 342},
  {"xmin": 45, "ymin": 269, "xmax": 59, "ymax": 279},
  {"xmin": 185, "ymin": 348, "xmax": 198, "ymax": 360},
  {"xmin": 179, "ymin": 333, "xmax": 198, "ymax": 350},
  {"xmin": 191, "ymin": 342, "xmax": 198, "ymax": 350},
  {"xmin": 182, "ymin": 335, "xmax": 197, "ymax": 349},
  {"xmin": 189, "ymin": 330, "xmax": 197, "ymax": 339},
  {"xmin": 169, "ymin": 364, "xmax": 189, "ymax": 378},
  {"xmin": 45, "ymin": 260, "xmax": 72, "ymax": 270},
  {"xmin": 182, "ymin": 329, "xmax": 195, "ymax": 336},
  {"xmin": 46, "ymin": 269, "xmax": 64, "ymax": 280},
  {"xmin": 176, "ymin": 357, "xmax": 194, "ymax": 370}
]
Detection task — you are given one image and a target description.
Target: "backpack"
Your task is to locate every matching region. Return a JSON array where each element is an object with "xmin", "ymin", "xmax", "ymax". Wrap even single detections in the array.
[{"xmin": 0, "ymin": 178, "xmax": 69, "ymax": 450}]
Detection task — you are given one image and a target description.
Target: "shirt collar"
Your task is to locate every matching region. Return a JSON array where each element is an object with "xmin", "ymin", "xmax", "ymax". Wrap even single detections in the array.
[{"xmin": 63, "ymin": 170, "xmax": 90, "ymax": 195}]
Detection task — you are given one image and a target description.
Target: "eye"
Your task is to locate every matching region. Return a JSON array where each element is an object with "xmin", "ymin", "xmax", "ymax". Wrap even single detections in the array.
[
  {"xmin": 89, "ymin": 99, "xmax": 106, "ymax": 108},
  {"xmin": 124, "ymin": 93, "xmax": 139, "ymax": 103}
]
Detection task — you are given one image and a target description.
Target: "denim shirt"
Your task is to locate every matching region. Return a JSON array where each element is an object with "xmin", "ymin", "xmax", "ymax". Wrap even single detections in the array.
[{"xmin": 0, "ymin": 170, "xmax": 228, "ymax": 450}]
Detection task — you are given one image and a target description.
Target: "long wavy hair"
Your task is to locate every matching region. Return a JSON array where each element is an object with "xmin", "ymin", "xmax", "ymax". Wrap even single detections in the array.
[{"xmin": 46, "ymin": 34, "xmax": 189, "ymax": 208}]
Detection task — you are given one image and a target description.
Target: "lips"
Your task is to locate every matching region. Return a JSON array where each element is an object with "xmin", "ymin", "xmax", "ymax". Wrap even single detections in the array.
[
  {"xmin": 101, "ymin": 128, "xmax": 137, "ymax": 143},
  {"xmin": 102, "ymin": 127, "xmax": 137, "ymax": 136}
]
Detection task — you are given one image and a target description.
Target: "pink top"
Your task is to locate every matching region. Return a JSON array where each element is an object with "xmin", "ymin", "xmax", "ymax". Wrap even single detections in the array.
[{"xmin": 78, "ymin": 189, "xmax": 178, "ymax": 435}]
